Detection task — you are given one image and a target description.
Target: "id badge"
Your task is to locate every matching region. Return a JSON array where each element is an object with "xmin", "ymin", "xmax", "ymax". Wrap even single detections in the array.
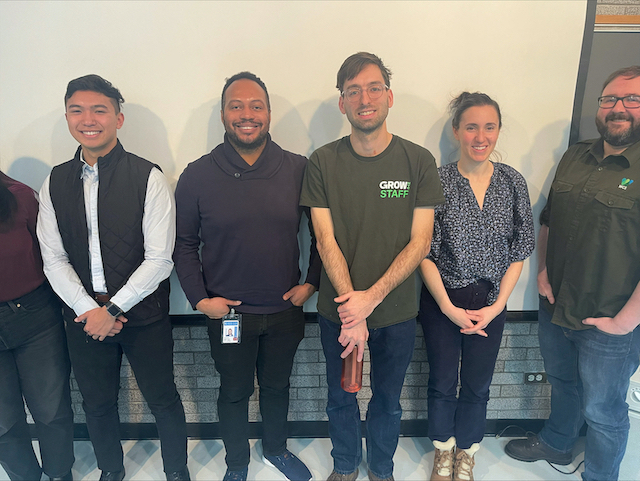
[{"xmin": 221, "ymin": 308, "xmax": 241, "ymax": 344}]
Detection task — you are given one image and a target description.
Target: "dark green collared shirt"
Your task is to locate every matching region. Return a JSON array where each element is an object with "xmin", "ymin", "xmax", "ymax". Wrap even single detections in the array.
[{"xmin": 541, "ymin": 138, "xmax": 640, "ymax": 330}]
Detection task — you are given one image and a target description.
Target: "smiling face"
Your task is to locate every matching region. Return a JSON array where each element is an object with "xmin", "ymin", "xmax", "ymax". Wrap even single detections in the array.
[
  {"xmin": 596, "ymin": 75, "xmax": 640, "ymax": 151},
  {"xmin": 65, "ymin": 90, "xmax": 124, "ymax": 164},
  {"xmin": 221, "ymin": 78, "xmax": 271, "ymax": 153},
  {"xmin": 454, "ymin": 105, "xmax": 500, "ymax": 165},
  {"xmin": 338, "ymin": 63, "xmax": 393, "ymax": 135}
]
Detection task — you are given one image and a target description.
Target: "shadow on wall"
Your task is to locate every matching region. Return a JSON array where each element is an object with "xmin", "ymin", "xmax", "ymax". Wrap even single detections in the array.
[
  {"xmin": 118, "ymin": 104, "xmax": 176, "ymax": 181},
  {"xmin": 7, "ymin": 157, "xmax": 52, "ymax": 193}
]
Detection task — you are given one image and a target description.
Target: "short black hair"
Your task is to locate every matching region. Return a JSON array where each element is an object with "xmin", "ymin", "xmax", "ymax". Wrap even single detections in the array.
[
  {"xmin": 601, "ymin": 65, "xmax": 640, "ymax": 92},
  {"xmin": 65, "ymin": 74, "xmax": 125, "ymax": 113},
  {"xmin": 221, "ymin": 72, "xmax": 270, "ymax": 110},
  {"xmin": 449, "ymin": 91, "xmax": 502, "ymax": 130},
  {"xmin": 336, "ymin": 52, "xmax": 392, "ymax": 93}
]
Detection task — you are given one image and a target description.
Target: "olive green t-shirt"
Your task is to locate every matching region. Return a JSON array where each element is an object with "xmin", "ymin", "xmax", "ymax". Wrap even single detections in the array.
[
  {"xmin": 540, "ymin": 137, "xmax": 640, "ymax": 330},
  {"xmin": 300, "ymin": 135, "xmax": 444, "ymax": 328}
]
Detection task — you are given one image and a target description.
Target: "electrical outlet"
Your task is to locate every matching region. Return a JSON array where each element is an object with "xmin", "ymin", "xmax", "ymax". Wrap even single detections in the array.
[{"xmin": 524, "ymin": 372, "xmax": 547, "ymax": 384}]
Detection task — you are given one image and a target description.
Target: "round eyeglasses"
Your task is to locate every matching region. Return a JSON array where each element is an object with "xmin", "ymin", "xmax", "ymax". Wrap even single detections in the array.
[
  {"xmin": 342, "ymin": 84, "xmax": 389, "ymax": 104},
  {"xmin": 597, "ymin": 95, "xmax": 640, "ymax": 109}
]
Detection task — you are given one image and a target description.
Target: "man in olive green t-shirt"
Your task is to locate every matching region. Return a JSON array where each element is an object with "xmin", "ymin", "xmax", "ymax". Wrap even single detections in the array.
[{"xmin": 300, "ymin": 52, "xmax": 444, "ymax": 481}]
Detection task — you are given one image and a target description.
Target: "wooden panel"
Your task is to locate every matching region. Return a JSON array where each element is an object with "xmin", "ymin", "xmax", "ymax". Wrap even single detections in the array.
[{"xmin": 596, "ymin": 15, "xmax": 640, "ymax": 25}]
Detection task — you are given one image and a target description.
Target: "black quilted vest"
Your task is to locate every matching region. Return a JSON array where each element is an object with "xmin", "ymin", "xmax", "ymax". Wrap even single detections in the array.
[{"xmin": 49, "ymin": 141, "xmax": 169, "ymax": 325}]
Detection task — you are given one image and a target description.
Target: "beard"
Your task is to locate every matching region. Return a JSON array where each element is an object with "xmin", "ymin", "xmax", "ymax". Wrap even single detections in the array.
[
  {"xmin": 596, "ymin": 112, "xmax": 640, "ymax": 147},
  {"xmin": 226, "ymin": 128, "xmax": 269, "ymax": 153}
]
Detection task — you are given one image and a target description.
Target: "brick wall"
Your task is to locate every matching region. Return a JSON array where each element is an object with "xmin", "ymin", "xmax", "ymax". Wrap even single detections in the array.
[{"xmin": 62, "ymin": 320, "xmax": 550, "ymax": 426}]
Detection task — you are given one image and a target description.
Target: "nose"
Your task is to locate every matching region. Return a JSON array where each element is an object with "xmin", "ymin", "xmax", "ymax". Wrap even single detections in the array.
[
  {"xmin": 476, "ymin": 129, "xmax": 486, "ymax": 142},
  {"xmin": 81, "ymin": 110, "xmax": 96, "ymax": 124},
  {"xmin": 611, "ymin": 98, "xmax": 626, "ymax": 112}
]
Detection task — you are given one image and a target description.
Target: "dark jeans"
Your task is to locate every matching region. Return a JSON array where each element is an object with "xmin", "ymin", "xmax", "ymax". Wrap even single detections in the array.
[
  {"xmin": 538, "ymin": 301, "xmax": 640, "ymax": 481},
  {"xmin": 207, "ymin": 306, "xmax": 305, "ymax": 471},
  {"xmin": 418, "ymin": 282, "xmax": 505, "ymax": 449},
  {"xmin": 66, "ymin": 315, "xmax": 187, "ymax": 473},
  {"xmin": 319, "ymin": 314, "xmax": 416, "ymax": 480},
  {"xmin": 0, "ymin": 283, "xmax": 74, "ymax": 480}
]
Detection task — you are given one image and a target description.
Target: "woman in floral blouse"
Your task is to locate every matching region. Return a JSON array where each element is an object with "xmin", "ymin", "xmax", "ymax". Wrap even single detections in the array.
[{"xmin": 419, "ymin": 92, "xmax": 535, "ymax": 481}]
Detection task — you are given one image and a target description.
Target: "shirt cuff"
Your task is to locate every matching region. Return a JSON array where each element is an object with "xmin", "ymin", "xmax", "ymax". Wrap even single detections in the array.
[{"xmin": 73, "ymin": 296, "xmax": 100, "ymax": 318}]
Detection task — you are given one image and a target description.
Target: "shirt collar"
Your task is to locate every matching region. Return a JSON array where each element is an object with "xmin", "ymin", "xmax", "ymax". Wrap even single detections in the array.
[{"xmin": 588, "ymin": 137, "xmax": 640, "ymax": 168}]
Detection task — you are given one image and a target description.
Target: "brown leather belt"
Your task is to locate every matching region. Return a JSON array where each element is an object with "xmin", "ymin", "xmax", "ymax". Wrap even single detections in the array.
[{"xmin": 94, "ymin": 293, "xmax": 111, "ymax": 304}]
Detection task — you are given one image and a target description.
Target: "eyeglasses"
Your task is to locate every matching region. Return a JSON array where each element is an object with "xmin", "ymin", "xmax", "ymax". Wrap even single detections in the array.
[
  {"xmin": 597, "ymin": 95, "xmax": 640, "ymax": 109},
  {"xmin": 342, "ymin": 84, "xmax": 389, "ymax": 103}
]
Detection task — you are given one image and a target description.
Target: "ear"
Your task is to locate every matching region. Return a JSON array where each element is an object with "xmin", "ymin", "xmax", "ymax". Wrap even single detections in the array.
[
  {"xmin": 220, "ymin": 109, "xmax": 224, "ymax": 125},
  {"xmin": 387, "ymin": 88, "xmax": 394, "ymax": 108},
  {"xmin": 452, "ymin": 126, "xmax": 459, "ymax": 142},
  {"xmin": 116, "ymin": 112, "xmax": 124, "ymax": 129},
  {"xmin": 338, "ymin": 94, "xmax": 346, "ymax": 115}
]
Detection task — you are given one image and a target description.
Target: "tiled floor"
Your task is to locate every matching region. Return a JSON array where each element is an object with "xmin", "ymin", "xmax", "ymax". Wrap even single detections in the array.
[{"xmin": 4, "ymin": 434, "xmax": 638, "ymax": 481}]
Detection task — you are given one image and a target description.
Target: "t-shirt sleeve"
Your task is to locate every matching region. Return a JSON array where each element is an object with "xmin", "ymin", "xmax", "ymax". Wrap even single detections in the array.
[
  {"xmin": 300, "ymin": 152, "xmax": 328, "ymax": 208},
  {"xmin": 415, "ymin": 150, "xmax": 445, "ymax": 208}
]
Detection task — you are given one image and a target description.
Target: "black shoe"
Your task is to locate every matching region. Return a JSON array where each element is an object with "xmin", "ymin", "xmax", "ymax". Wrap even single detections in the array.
[
  {"xmin": 505, "ymin": 435, "xmax": 572, "ymax": 465},
  {"xmin": 166, "ymin": 466, "xmax": 191, "ymax": 481},
  {"xmin": 48, "ymin": 471, "xmax": 73, "ymax": 481},
  {"xmin": 99, "ymin": 469, "xmax": 125, "ymax": 481}
]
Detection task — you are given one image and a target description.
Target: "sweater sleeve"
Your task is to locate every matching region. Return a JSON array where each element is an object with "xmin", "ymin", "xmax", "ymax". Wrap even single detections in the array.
[{"xmin": 173, "ymin": 165, "xmax": 209, "ymax": 309}]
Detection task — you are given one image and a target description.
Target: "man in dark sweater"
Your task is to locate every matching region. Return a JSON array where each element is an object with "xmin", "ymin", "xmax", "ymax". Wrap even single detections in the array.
[
  {"xmin": 37, "ymin": 75, "xmax": 189, "ymax": 481},
  {"xmin": 174, "ymin": 72, "xmax": 320, "ymax": 481}
]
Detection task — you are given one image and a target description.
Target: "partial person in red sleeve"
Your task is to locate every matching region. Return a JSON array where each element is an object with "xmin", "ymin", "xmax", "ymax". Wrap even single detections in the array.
[{"xmin": 0, "ymin": 171, "xmax": 75, "ymax": 481}]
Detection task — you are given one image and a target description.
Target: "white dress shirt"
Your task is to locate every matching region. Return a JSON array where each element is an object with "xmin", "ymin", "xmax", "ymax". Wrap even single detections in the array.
[{"xmin": 37, "ymin": 159, "xmax": 175, "ymax": 317}]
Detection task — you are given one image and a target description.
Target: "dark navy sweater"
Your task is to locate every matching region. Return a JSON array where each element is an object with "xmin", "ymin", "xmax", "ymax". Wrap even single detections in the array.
[{"xmin": 174, "ymin": 135, "xmax": 320, "ymax": 314}]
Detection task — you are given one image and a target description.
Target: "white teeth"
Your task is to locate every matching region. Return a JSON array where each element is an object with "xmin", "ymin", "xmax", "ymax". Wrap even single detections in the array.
[
  {"xmin": 359, "ymin": 110, "xmax": 374, "ymax": 116},
  {"xmin": 83, "ymin": 131, "xmax": 99, "ymax": 135},
  {"xmin": 473, "ymin": 146, "xmax": 487, "ymax": 151}
]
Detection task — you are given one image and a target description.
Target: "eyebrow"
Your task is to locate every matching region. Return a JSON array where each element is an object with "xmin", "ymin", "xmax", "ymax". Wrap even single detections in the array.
[{"xmin": 66, "ymin": 103, "xmax": 110, "ymax": 110}]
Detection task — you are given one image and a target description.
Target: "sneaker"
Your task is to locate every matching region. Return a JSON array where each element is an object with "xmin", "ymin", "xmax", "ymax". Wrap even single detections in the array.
[
  {"xmin": 367, "ymin": 469, "xmax": 394, "ymax": 481},
  {"xmin": 223, "ymin": 467, "xmax": 248, "ymax": 481},
  {"xmin": 453, "ymin": 448, "xmax": 476, "ymax": 481},
  {"xmin": 431, "ymin": 445, "xmax": 454, "ymax": 480},
  {"xmin": 326, "ymin": 470, "xmax": 358, "ymax": 481},
  {"xmin": 263, "ymin": 449, "xmax": 312, "ymax": 481},
  {"xmin": 504, "ymin": 435, "xmax": 572, "ymax": 465}
]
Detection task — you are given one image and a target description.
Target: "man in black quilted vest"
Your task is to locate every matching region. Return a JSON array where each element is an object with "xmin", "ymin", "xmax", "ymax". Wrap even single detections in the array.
[{"xmin": 36, "ymin": 75, "xmax": 189, "ymax": 481}]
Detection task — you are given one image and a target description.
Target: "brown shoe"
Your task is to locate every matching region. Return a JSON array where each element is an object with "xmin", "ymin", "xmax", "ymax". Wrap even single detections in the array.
[
  {"xmin": 431, "ymin": 446, "xmax": 454, "ymax": 481},
  {"xmin": 453, "ymin": 446, "xmax": 477, "ymax": 481},
  {"xmin": 327, "ymin": 470, "xmax": 358, "ymax": 481},
  {"xmin": 367, "ymin": 469, "xmax": 394, "ymax": 481}
]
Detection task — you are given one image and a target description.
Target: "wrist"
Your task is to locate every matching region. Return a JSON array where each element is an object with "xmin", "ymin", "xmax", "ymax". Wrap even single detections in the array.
[{"xmin": 104, "ymin": 301, "xmax": 123, "ymax": 319}]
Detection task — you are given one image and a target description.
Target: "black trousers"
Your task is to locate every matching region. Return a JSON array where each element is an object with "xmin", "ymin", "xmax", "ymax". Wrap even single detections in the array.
[
  {"xmin": 207, "ymin": 306, "xmax": 305, "ymax": 471},
  {"xmin": 0, "ymin": 284, "xmax": 74, "ymax": 480},
  {"xmin": 66, "ymin": 315, "xmax": 187, "ymax": 473}
]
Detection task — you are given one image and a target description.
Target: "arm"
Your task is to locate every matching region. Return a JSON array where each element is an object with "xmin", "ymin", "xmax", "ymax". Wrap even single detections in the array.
[
  {"xmin": 283, "ymin": 207, "xmax": 320, "ymax": 307},
  {"xmin": 418, "ymin": 258, "xmax": 486, "ymax": 337},
  {"xmin": 173, "ymin": 167, "xmax": 241, "ymax": 319},
  {"xmin": 336, "ymin": 207, "xmax": 434, "ymax": 327},
  {"xmin": 536, "ymin": 224, "xmax": 555, "ymax": 304},
  {"xmin": 463, "ymin": 260, "xmax": 523, "ymax": 334},
  {"xmin": 311, "ymin": 206, "xmax": 365, "ymax": 359},
  {"xmin": 109, "ymin": 168, "xmax": 175, "ymax": 312},
  {"xmin": 583, "ymin": 280, "xmax": 640, "ymax": 334}
]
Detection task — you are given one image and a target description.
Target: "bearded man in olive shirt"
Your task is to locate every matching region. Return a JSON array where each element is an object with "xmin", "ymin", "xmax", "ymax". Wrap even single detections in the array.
[{"xmin": 505, "ymin": 66, "xmax": 640, "ymax": 481}]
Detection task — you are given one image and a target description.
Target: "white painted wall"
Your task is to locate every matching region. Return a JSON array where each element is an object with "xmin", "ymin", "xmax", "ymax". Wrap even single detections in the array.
[{"xmin": 0, "ymin": 1, "xmax": 588, "ymax": 313}]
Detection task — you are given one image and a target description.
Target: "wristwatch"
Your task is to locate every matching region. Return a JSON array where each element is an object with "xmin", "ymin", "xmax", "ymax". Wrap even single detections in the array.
[{"xmin": 105, "ymin": 301, "xmax": 123, "ymax": 318}]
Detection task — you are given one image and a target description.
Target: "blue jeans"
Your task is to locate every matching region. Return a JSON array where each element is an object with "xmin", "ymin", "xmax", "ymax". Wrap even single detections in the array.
[
  {"xmin": 538, "ymin": 301, "xmax": 640, "ymax": 481},
  {"xmin": 418, "ymin": 281, "xmax": 506, "ymax": 449},
  {"xmin": 207, "ymin": 306, "xmax": 305, "ymax": 471},
  {"xmin": 319, "ymin": 315, "xmax": 415, "ymax": 479},
  {"xmin": 0, "ymin": 283, "xmax": 74, "ymax": 480}
]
